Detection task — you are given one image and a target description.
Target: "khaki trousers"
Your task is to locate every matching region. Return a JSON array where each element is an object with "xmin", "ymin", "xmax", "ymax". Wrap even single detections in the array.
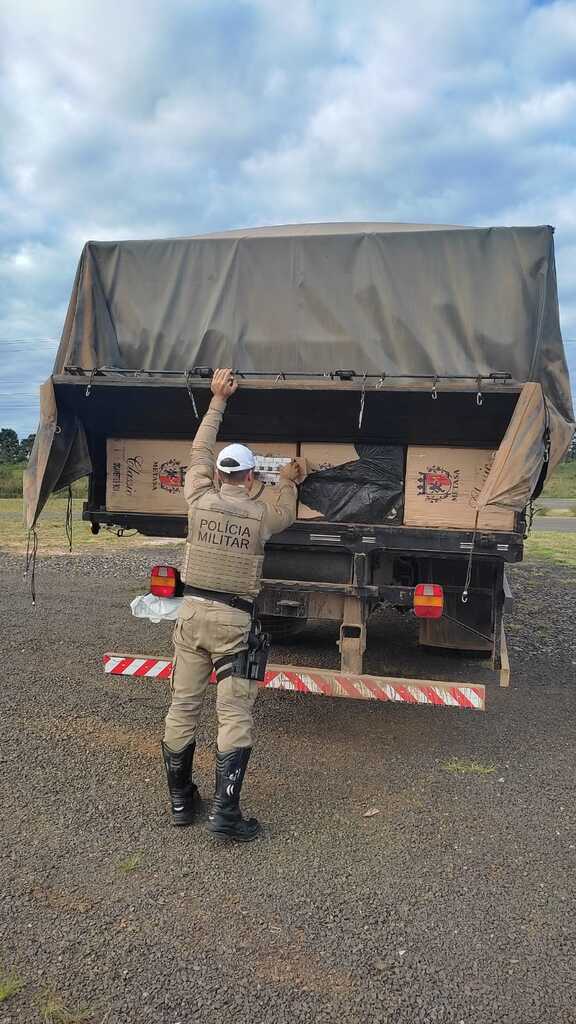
[{"xmin": 163, "ymin": 598, "xmax": 258, "ymax": 753}]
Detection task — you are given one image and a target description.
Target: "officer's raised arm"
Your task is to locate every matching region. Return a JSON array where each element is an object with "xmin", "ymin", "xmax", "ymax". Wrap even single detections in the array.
[{"xmin": 183, "ymin": 369, "xmax": 238, "ymax": 504}]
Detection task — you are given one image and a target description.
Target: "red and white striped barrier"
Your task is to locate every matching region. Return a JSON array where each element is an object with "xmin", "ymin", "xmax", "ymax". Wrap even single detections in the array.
[
  {"xmin": 103, "ymin": 654, "xmax": 485, "ymax": 710},
  {"xmin": 103, "ymin": 655, "xmax": 173, "ymax": 679}
]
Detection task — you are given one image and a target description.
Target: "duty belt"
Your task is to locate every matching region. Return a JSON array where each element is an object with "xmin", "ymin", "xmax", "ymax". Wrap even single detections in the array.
[{"xmin": 182, "ymin": 585, "xmax": 254, "ymax": 616}]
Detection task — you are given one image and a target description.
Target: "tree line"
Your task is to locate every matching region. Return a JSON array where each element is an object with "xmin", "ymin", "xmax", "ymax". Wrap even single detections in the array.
[{"xmin": 0, "ymin": 429, "xmax": 36, "ymax": 463}]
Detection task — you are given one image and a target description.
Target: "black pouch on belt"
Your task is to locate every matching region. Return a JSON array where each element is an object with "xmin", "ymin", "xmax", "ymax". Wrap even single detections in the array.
[{"xmin": 214, "ymin": 620, "xmax": 271, "ymax": 683}]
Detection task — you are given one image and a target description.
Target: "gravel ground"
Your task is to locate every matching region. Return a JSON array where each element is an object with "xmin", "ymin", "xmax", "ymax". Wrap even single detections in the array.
[{"xmin": 1, "ymin": 546, "xmax": 575, "ymax": 1024}]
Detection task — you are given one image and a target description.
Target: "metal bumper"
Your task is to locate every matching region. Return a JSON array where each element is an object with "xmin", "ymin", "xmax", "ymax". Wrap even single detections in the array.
[{"xmin": 103, "ymin": 653, "xmax": 485, "ymax": 710}]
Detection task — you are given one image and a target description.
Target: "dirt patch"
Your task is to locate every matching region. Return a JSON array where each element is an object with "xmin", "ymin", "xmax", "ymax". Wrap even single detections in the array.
[
  {"xmin": 254, "ymin": 949, "xmax": 355, "ymax": 994},
  {"xmin": 30, "ymin": 887, "xmax": 97, "ymax": 914}
]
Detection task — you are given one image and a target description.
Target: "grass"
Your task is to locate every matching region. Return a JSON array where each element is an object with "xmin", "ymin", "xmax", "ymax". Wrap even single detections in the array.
[
  {"xmin": 0, "ymin": 497, "xmax": 180, "ymax": 554},
  {"xmin": 0, "ymin": 970, "xmax": 25, "ymax": 1002},
  {"xmin": 0, "ymin": 462, "xmax": 29, "ymax": 498},
  {"xmin": 118, "ymin": 852, "xmax": 142, "ymax": 873},
  {"xmin": 440, "ymin": 758, "xmax": 496, "ymax": 775},
  {"xmin": 525, "ymin": 531, "xmax": 576, "ymax": 567},
  {"xmin": 0, "ymin": 462, "xmax": 87, "ymax": 499},
  {"xmin": 541, "ymin": 460, "xmax": 576, "ymax": 499},
  {"xmin": 535, "ymin": 506, "xmax": 576, "ymax": 517},
  {"xmin": 40, "ymin": 992, "xmax": 93, "ymax": 1023}
]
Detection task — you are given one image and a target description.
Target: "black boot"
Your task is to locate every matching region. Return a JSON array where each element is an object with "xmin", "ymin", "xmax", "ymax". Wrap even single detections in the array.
[
  {"xmin": 207, "ymin": 747, "xmax": 262, "ymax": 842},
  {"xmin": 161, "ymin": 739, "xmax": 200, "ymax": 826}
]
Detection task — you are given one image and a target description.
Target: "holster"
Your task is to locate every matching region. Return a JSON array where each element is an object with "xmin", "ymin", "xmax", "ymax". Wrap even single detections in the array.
[{"xmin": 213, "ymin": 619, "xmax": 271, "ymax": 684}]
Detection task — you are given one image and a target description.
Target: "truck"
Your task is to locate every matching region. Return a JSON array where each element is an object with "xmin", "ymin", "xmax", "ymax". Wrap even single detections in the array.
[{"xmin": 24, "ymin": 222, "xmax": 575, "ymax": 711}]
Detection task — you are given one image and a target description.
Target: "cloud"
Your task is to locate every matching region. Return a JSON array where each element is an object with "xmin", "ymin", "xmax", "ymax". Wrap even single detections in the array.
[{"xmin": 1, "ymin": 0, "xmax": 575, "ymax": 433}]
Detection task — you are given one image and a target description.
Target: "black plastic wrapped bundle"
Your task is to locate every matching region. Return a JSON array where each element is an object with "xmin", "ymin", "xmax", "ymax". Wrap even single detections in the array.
[{"xmin": 298, "ymin": 445, "xmax": 404, "ymax": 524}]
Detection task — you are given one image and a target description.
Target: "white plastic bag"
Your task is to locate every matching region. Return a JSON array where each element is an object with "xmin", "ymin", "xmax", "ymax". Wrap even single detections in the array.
[{"xmin": 130, "ymin": 593, "xmax": 183, "ymax": 623}]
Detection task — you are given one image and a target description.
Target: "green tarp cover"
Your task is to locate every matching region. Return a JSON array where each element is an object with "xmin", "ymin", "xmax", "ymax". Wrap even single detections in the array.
[{"xmin": 24, "ymin": 223, "xmax": 574, "ymax": 528}]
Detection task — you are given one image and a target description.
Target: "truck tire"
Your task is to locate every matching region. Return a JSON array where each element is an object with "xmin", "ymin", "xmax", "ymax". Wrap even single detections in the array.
[{"xmin": 259, "ymin": 615, "xmax": 308, "ymax": 642}]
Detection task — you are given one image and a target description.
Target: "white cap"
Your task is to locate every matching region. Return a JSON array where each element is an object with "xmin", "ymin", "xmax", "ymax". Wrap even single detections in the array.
[{"xmin": 216, "ymin": 443, "xmax": 256, "ymax": 474}]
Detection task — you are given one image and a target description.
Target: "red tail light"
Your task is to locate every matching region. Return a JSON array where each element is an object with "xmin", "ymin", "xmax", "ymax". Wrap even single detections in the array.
[
  {"xmin": 413, "ymin": 583, "xmax": 444, "ymax": 619},
  {"xmin": 150, "ymin": 565, "xmax": 178, "ymax": 598}
]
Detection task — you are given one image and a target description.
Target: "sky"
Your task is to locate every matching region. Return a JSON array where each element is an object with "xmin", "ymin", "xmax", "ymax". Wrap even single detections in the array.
[{"xmin": 1, "ymin": 0, "xmax": 575, "ymax": 436}]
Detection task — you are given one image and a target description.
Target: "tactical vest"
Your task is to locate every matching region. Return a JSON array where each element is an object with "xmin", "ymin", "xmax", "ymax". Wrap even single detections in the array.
[{"xmin": 182, "ymin": 489, "xmax": 266, "ymax": 598}]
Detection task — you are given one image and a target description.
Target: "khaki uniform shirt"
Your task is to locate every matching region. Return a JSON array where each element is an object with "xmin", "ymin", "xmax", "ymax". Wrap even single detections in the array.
[{"xmin": 181, "ymin": 395, "xmax": 297, "ymax": 599}]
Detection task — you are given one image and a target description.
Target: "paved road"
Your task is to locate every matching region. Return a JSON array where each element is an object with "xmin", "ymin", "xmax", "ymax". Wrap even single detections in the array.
[
  {"xmin": 1, "ymin": 547, "xmax": 575, "ymax": 1024},
  {"xmin": 537, "ymin": 498, "xmax": 576, "ymax": 509},
  {"xmin": 533, "ymin": 516, "xmax": 576, "ymax": 532}
]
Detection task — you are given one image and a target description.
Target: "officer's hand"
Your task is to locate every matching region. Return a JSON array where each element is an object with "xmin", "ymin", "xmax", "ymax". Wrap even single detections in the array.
[
  {"xmin": 279, "ymin": 458, "xmax": 308, "ymax": 484},
  {"xmin": 211, "ymin": 368, "xmax": 238, "ymax": 399}
]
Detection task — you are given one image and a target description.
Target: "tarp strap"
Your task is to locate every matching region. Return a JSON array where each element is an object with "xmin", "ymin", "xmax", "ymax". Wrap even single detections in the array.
[
  {"xmin": 461, "ymin": 511, "xmax": 480, "ymax": 604},
  {"xmin": 65, "ymin": 486, "xmax": 73, "ymax": 552},
  {"xmin": 185, "ymin": 371, "xmax": 199, "ymax": 420},
  {"xmin": 358, "ymin": 373, "xmax": 368, "ymax": 428},
  {"xmin": 24, "ymin": 529, "xmax": 38, "ymax": 607},
  {"xmin": 85, "ymin": 367, "xmax": 97, "ymax": 397},
  {"xmin": 524, "ymin": 499, "xmax": 535, "ymax": 539}
]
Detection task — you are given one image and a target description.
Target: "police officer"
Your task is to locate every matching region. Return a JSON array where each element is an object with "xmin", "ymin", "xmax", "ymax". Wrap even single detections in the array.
[{"xmin": 161, "ymin": 368, "xmax": 306, "ymax": 841}]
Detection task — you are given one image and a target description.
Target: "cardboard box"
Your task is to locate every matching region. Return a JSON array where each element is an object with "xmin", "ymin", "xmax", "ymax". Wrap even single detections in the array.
[
  {"xmin": 403, "ymin": 447, "xmax": 515, "ymax": 531},
  {"xmin": 106, "ymin": 439, "xmax": 190, "ymax": 514},
  {"xmin": 105, "ymin": 439, "xmax": 296, "ymax": 514},
  {"xmin": 297, "ymin": 443, "xmax": 403, "ymax": 523},
  {"xmin": 299, "ymin": 443, "xmax": 359, "ymax": 473}
]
